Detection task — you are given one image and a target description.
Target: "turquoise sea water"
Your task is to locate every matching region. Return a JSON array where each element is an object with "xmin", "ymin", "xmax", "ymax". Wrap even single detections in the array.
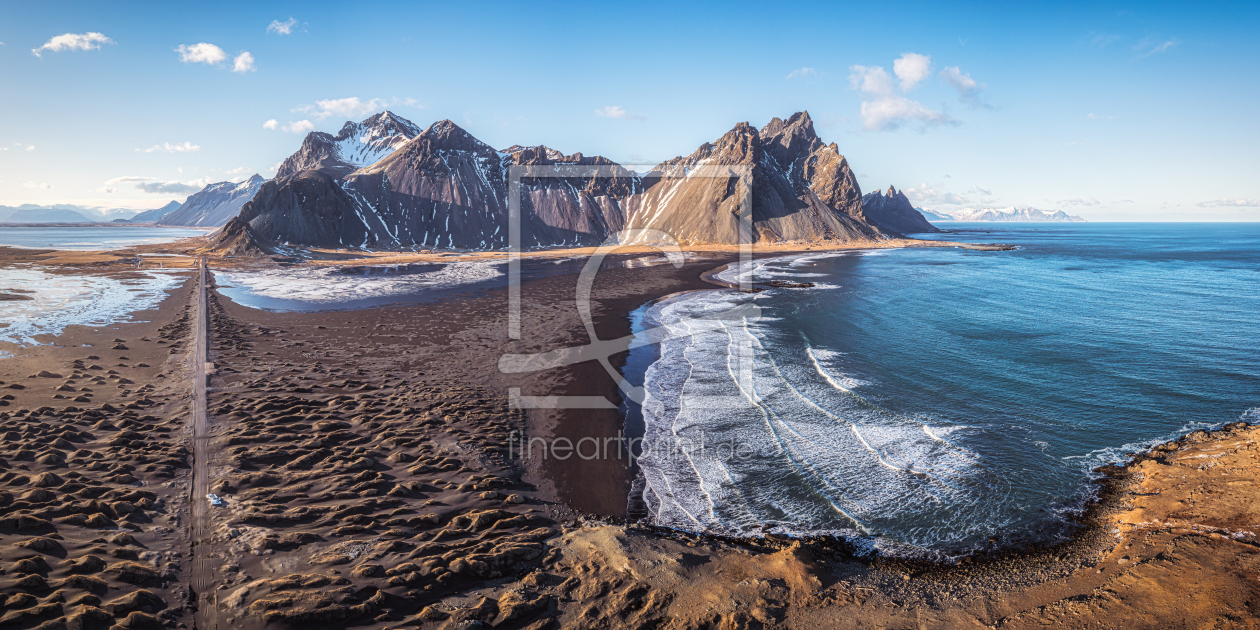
[{"xmin": 627, "ymin": 223, "xmax": 1260, "ymax": 556}]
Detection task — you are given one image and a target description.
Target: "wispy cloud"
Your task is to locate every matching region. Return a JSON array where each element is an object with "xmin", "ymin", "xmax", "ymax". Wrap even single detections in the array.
[
  {"xmin": 904, "ymin": 183, "xmax": 971, "ymax": 205},
  {"xmin": 294, "ymin": 97, "xmax": 388, "ymax": 120},
  {"xmin": 32, "ymin": 32, "xmax": 113, "ymax": 57},
  {"xmin": 849, "ymin": 62, "xmax": 956, "ymax": 131},
  {"xmin": 1059, "ymin": 197, "xmax": 1101, "ymax": 206},
  {"xmin": 176, "ymin": 42, "xmax": 226, "ymax": 65},
  {"xmin": 136, "ymin": 142, "xmax": 200, "ymax": 153},
  {"xmin": 1135, "ymin": 36, "xmax": 1179, "ymax": 58},
  {"xmin": 939, "ymin": 66, "xmax": 987, "ymax": 107},
  {"xmin": 282, "ymin": 120, "xmax": 315, "ymax": 134},
  {"xmin": 100, "ymin": 175, "xmax": 213, "ymax": 194},
  {"xmin": 786, "ymin": 67, "xmax": 817, "ymax": 80},
  {"xmin": 262, "ymin": 119, "xmax": 279, "ymax": 130},
  {"xmin": 594, "ymin": 105, "xmax": 645, "ymax": 121},
  {"xmin": 24, "ymin": 145, "xmax": 35, "ymax": 152},
  {"xmin": 232, "ymin": 51, "xmax": 256, "ymax": 73},
  {"xmin": 267, "ymin": 18, "xmax": 299, "ymax": 35},
  {"xmin": 1089, "ymin": 33, "xmax": 1121, "ymax": 48},
  {"xmin": 1197, "ymin": 198, "xmax": 1260, "ymax": 208},
  {"xmin": 893, "ymin": 53, "xmax": 932, "ymax": 91},
  {"xmin": 22, "ymin": 181, "xmax": 52, "ymax": 189},
  {"xmin": 225, "ymin": 167, "xmax": 252, "ymax": 176}
]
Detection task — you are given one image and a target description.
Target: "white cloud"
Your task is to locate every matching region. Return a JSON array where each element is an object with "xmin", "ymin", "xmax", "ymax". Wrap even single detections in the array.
[
  {"xmin": 893, "ymin": 53, "xmax": 932, "ymax": 91},
  {"xmin": 786, "ymin": 67, "xmax": 817, "ymax": 80},
  {"xmin": 849, "ymin": 65, "xmax": 895, "ymax": 96},
  {"xmin": 24, "ymin": 145, "xmax": 35, "ymax": 152},
  {"xmin": 99, "ymin": 175, "xmax": 212, "ymax": 194},
  {"xmin": 594, "ymin": 105, "xmax": 645, "ymax": 121},
  {"xmin": 268, "ymin": 17, "xmax": 298, "ymax": 35},
  {"xmin": 939, "ymin": 66, "xmax": 985, "ymax": 105},
  {"xmin": 282, "ymin": 120, "xmax": 315, "ymax": 134},
  {"xmin": 849, "ymin": 63, "xmax": 956, "ymax": 131},
  {"xmin": 857, "ymin": 94, "xmax": 955, "ymax": 131},
  {"xmin": 225, "ymin": 166, "xmax": 252, "ymax": 176},
  {"xmin": 22, "ymin": 181, "xmax": 52, "ymax": 189},
  {"xmin": 262, "ymin": 119, "xmax": 279, "ymax": 130},
  {"xmin": 232, "ymin": 51, "xmax": 256, "ymax": 73},
  {"xmin": 137, "ymin": 142, "xmax": 200, "ymax": 153},
  {"xmin": 968, "ymin": 186, "xmax": 992, "ymax": 195},
  {"xmin": 904, "ymin": 183, "xmax": 970, "ymax": 206},
  {"xmin": 1197, "ymin": 198, "xmax": 1260, "ymax": 208},
  {"xmin": 295, "ymin": 97, "xmax": 387, "ymax": 120},
  {"xmin": 1135, "ymin": 37, "xmax": 1179, "ymax": 58},
  {"xmin": 176, "ymin": 43, "xmax": 226, "ymax": 65},
  {"xmin": 136, "ymin": 181, "xmax": 206, "ymax": 194},
  {"xmin": 31, "ymin": 32, "xmax": 113, "ymax": 57}
]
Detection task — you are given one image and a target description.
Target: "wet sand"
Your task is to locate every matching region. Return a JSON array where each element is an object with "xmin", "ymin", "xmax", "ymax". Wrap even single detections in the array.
[{"xmin": 0, "ymin": 242, "xmax": 1256, "ymax": 629}]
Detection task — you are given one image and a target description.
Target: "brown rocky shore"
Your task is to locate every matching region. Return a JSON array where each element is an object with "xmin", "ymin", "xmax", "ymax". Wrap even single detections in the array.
[{"xmin": 0, "ymin": 248, "xmax": 1256, "ymax": 629}]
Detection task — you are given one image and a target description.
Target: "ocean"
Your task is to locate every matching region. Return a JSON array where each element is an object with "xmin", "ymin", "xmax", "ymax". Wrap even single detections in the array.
[
  {"xmin": 0, "ymin": 226, "xmax": 205, "ymax": 250},
  {"xmin": 626, "ymin": 223, "xmax": 1260, "ymax": 557}
]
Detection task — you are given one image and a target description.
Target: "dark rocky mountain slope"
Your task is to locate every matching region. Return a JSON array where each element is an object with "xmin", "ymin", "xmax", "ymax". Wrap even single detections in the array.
[
  {"xmin": 214, "ymin": 111, "xmax": 895, "ymax": 252},
  {"xmin": 623, "ymin": 111, "xmax": 882, "ymax": 244},
  {"xmin": 229, "ymin": 119, "xmax": 640, "ymax": 250},
  {"xmin": 860, "ymin": 186, "xmax": 941, "ymax": 235}
]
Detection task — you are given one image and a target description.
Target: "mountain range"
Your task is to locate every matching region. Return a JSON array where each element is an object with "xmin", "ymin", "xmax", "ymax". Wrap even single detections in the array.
[
  {"xmin": 920, "ymin": 207, "xmax": 1087, "ymax": 222},
  {"xmin": 0, "ymin": 204, "xmax": 142, "ymax": 223},
  {"xmin": 158, "ymin": 175, "xmax": 265, "ymax": 227},
  {"xmin": 213, "ymin": 110, "xmax": 933, "ymax": 252}
]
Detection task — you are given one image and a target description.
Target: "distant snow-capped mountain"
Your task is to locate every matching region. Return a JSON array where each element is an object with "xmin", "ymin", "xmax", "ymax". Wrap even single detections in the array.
[
  {"xmin": 921, "ymin": 207, "xmax": 1086, "ymax": 222},
  {"xmin": 275, "ymin": 111, "xmax": 422, "ymax": 179},
  {"xmin": 0, "ymin": 204, "xmax": 149, "ymax": 223},
  {"xmin": 128, "ymin": 201, "xmax": 182, "ymax": 223},
  {"xmin": 917, "ymin": 207, "xmax": 953, "ymax": 221},
  {"xmin": 158, "ymin": 175, "xmax": 266, "ymax": 227}
]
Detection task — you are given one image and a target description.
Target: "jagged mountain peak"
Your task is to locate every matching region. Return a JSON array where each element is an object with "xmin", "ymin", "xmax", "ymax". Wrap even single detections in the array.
[
  {"xmin": 760, "ymin": 111, "xmax": 823, "ymax": 169},
  {"xmin": 861, "ymin": 184, "xmax": 940, "ymax": 235},
  {"xmin": 276, "ymin": 111, "xmax": 422, "ymax": 180}
]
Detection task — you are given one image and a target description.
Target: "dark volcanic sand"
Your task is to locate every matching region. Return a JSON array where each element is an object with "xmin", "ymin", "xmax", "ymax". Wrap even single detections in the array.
[{"xmin": 2, "ymin": 250, "xmax": 1258, "ymax": 630}]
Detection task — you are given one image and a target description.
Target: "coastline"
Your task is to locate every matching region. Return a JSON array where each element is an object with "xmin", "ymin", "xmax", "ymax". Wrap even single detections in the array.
[{"xmin": 3, "ymin": 234, "xmax": 1258, "ymax": 627}]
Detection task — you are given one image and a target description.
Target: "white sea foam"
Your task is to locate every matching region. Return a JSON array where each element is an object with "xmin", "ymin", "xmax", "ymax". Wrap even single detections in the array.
[
  {"xmin": 216, "ymin": 261, "xmax": 504, "ymax": 305},
  {"xmin": 635, "ymin": 288, "xmax": 1011, "ymax": 556},
  {"xmin": 0, "ymin": 267, "xmax": 189, "ymax": 346}
]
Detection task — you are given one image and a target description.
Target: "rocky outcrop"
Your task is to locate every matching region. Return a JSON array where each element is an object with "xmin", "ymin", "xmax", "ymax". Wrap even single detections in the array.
[
  {"xmin": 158, "ymin": 175, "xmax": 266, "ymax": 227},
  {"xmin": 236, "ymin": 119, "xmax": 641, "ymax": 249},
  {"xmin": 860, "ymin": 186, "xmax": 941, "ymax": 235},
  {"xmin": 624, "ymin": 111, "xmax": 882, "ymax": 244},
  {"xmin": 275, "ymin": 111, "xmax": 421, "ymax": 180}
]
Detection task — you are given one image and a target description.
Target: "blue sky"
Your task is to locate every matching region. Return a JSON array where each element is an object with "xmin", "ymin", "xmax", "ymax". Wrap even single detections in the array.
[{"xmin": 1, "ymin": 1, "xmax": 1257, "ymax": 220}]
